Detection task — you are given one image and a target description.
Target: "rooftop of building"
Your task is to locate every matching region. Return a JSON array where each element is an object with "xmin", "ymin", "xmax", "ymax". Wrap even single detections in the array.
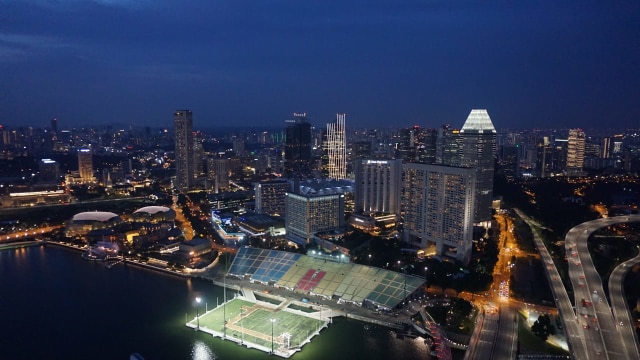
[
  {"xmin": 71, "ymin": 211, "xmax": 121, "ymax": 222},
  {"xmin": 297, "ymin": 178, "xmax": 353, "ymax": 196},
  {"xmin": 133, "ymin": 206, "xmax": 173, "ymax": 215},
  {"xmin": 460, "ymin": 109, "xmax": 496, "ymax": 133}
]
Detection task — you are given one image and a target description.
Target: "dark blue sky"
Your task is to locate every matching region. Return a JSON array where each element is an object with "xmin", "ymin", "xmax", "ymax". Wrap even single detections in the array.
[{"xmin": 1, "ymin": 1, "xmax": 639, "ymax": 130}]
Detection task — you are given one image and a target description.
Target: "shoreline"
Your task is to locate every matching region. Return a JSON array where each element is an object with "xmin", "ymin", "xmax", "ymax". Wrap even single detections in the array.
[
  {"xmin": 0, "ymin": 240, "xmax": 46, "ymax": 250},
  {"xmin": 8, "ymin": 241, "xmax": 447, "ymax": 352}
]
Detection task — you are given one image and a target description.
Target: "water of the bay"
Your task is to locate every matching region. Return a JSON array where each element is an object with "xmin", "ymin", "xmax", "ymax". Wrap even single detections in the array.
[{"xmin": 0, "ymin": 245, "xmax": 436, "ymax": 360}]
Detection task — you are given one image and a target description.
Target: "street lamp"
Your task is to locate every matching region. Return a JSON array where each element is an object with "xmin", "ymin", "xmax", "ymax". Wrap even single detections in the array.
[
  {"xmin": 195, "ymin": 296, "xmax": 202, "ymax": 330},
  {"xmin": 424, "ymin": 266, "xmax": 427, "ymax": 290},
  {"xmin": 368, "ymin": 254, "xmax": 371, "ymax": 266},
  {"xmin": 397, "ymin": 260, "xmax": 401, "ymax": 272},
  {"xmin": 271, "ymin": 318, "xmax": 276, "ymax": 354}
]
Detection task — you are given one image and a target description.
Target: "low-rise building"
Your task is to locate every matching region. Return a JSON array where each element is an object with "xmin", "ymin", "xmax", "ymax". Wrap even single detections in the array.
[{"xmin": 179, "ymin": 238, "xmax": 212, "ymax": 258}]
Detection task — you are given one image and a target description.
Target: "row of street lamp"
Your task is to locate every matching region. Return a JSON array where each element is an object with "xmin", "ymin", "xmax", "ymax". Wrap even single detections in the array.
[{"xmin": 193, "ymin": 296, "xmax": 278, "ymax": 354}]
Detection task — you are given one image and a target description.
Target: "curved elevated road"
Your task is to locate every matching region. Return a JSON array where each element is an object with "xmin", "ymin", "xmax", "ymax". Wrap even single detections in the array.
[
  {"xmin": 565, "ymin": 215, "xmax": 640, "ymax": 360},
  {"xmin": 516, "ymin": 209, "xmax": 589, "ymax": 360},
  {"xmin": 608, "ymin": 252, "xmax": 640, "ymax": 360},
  {"xmin": 516, "ymin": 211, "xmax": 640, "ymax": 360}
]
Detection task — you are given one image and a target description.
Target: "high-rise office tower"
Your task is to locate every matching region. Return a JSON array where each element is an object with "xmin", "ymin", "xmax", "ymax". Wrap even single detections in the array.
[
  {"xmin": 415, "ymin": 127, "xmax": 438, "ymax": 164},
  {"xmin": 397, "ymin": 126, "xmax": 438, "ymax": 164},
  {"xmin": 535, "ymin": 136, "xmax": 552, "ymax": 177},
  {"xmin": 402, "ymin": 163, "xmax": 476, "ymax": 264},
  {"xmin": 254, "ymin": 179, "xmax": 292, "ymax": 216},
  {"xmin": 601, "ymin": 137, "xmax": 611, "ymax": 159},
  {"xmin": 458, "ymin": 109, "xmax": 496, "ymax": 224},
  {"xmin": 566, "ymin": 129, "xmax": 586, "ymax": 176},
  {"xmin": 353, "ymin": 159, "xmax": 403, "ymax": 216},
  {"xmin": 193, "ymin": 131, "xmax": 204, "ymax": 176},
  {"xmin": 498, "ymin": 145, "xmax": 519, "ymax": 180},
  {"xmin": 174, "ymin": 110, "xmax": 194, "ymax": 192},
  {"xmin": 285, "ymin": 192, "xmax": 345, "ymax": 246},
  {"xmin": 326, "ymin": 113, "xmax": 347, "ymax": 180},
  {"xmin": 207, "ymin": 158, "xmax": 230, "ymax": 193},
  {"xmin": 232, "ymin": 137, "xmax": 245, "ymax": 156},
  {"xmin": 436, "ymin": 124, "xmax": 461, "ymax": 166},
  {"xmin": 612, "ymin": 134, "xmax": 624, "ymax": 155},
  {"xmin": 39, "ymin": 158, "xmax": 59, "ymax": 183},
  {"xmin": 284, "ymin": 113, "xmax": 312, "ymax": 177},
  {"xmin": 352, "ymin": 141, "xmax": 372, "ymax": 159},
  {"xmin": 77, "ymin": 148, "xmax": 94, "ymax": 183},
  {"xmin": 395, "ymin": 127, "xmax": 414, "ymax": 161}
]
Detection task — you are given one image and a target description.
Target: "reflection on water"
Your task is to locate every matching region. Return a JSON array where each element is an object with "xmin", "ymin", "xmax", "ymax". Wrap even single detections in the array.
[
  {"xmin": 191, "ymin": 340, "xmax": 217, "ymax": 360},
  {"xmin": 0, "ymin": 246, "xmax": 446, "ymax": 360}
]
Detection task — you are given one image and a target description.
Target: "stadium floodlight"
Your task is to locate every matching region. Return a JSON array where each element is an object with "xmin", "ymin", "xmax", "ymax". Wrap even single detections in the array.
[{"xmin": 195, "ymin": 296, "xmax": 202, "ymax": 330}]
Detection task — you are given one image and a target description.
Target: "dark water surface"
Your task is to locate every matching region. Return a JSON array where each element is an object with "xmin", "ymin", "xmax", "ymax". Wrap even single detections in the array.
[{"xmin": 0, "ymin": 245, "xmax": 433, "ymax": 360}]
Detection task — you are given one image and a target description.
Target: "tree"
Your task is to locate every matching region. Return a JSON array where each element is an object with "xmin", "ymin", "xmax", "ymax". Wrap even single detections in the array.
[{"xmin": 531, "ymin": 314, "xmax": 555, "ymax": 341}]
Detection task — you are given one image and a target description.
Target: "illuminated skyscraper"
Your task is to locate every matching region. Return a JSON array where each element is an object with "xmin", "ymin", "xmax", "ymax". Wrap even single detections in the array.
[
  {"xmin": 326, "ymin": 113, "xmax": 347, "ymax": 180},
  {"xmin": 436, "ymin": 124, "xmax": 461, "ymax": 166},
  {"xmin": 208, "ymin": 158, "xmax": 230, "ymax": 193},
  {"xmin": 174, "ymin": 110, "xmax": 194, "ymax": 191},
  {"xmin": 353, "ymin": 159, "xmax": 403, "ymax": 216},
  {"xmin": 601, "ymin": 137, "xmax": 611, "ymax": 159},
  {"xmin": 285, "ymin": 192, "xmax": 345, "ymax": 246},
  {"xmin": 566, "ymin": 129, "xmax": 586, "ymax": 175},
  {"xmin": 39, "ymin": 158, "xmax": 59, "ymax": 183},
  {"xmin": 402, "ymin": 163, "xmax": 476, "ymax": 264},
  {"xmin": 193, "ymin": 131, "xmax": 204, "ymax": 176},
  {"xmin": 254, "ymin": 179, "xmax": 292, "ymax": 216},
  {"xmin": 459, "ymin": 109, "xmax": 496, "ymax": 224},
  {"xmin": 284, "ymin": 113, "xmax": 312, "ymax": 177},
  {"xmin": 77, "ymin": 148, "xmax": 94, "ymax": 183}
]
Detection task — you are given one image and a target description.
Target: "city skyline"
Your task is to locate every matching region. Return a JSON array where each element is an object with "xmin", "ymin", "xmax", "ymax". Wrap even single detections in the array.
[{"xmin": 1, "ymin": 1, "xmax": 639, "ymax": 130}]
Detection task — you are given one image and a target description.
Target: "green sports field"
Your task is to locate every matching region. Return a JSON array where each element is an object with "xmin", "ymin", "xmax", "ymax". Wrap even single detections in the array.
[{"xmin": 190, "ymin": 298, "xmax": 326, "ymax": 352}]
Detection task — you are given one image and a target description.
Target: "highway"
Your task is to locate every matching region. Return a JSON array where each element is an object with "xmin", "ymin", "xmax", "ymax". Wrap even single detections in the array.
[
  {"xmin": 464, "ymin": 213, "xmax": 520, "ymax": 360},
  {"xmin": 519, "ymin": 209, "xmax": 640, "ymax": 360},
  {"xmin": 0, "ymin": 225, "xmax": 63, "ymax": 243},
  {"xmin": 493, "ymin": 305, "xmax": 518, "ymax": 360},
  {"xmin": 468, "ymin": 310, "xmax": 500, "ymax": 360},
  {"xmin": 608, "ymin": 253, "xmax": 640, "ymax": 360},
  {"xmin": 565, "ymin": 216, "xmax": 640, "ymax": 360},
  {"xmin": 515, "ymin": 209, "xmax": 590, "ymax": 360}
]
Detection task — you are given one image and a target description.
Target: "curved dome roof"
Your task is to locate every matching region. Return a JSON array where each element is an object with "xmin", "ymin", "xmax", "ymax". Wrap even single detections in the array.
[
  {"xmin": 134, "ymin": 206, "xmax": 172, "ymax": 215},
  {"xmin": 72, "ymin": 211, "xmax": 121, "ymax": 222}
]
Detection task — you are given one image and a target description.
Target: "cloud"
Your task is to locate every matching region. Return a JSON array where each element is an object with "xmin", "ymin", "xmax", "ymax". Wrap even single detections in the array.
[{"xmin": 0, "ymin": 33, "xmax": 77, "ymax": 62}]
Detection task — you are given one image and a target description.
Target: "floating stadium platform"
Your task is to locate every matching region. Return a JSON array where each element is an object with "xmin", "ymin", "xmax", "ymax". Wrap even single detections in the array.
[{"xmin": 228, "ymin": 247, "xmax": 425, "ymax": 310}]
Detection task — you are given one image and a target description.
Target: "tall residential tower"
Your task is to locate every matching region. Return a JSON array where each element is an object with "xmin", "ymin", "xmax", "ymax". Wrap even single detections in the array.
[
  {"xmin": 402, "ymin": 163, "xmax": 476, "ymax": 264},
  {"xmin": 174, "ymin": 110, "xmax": 194, "ymax": 192},
  {"xmin": 566, "ymin": 128, "xmax": 586, "ymax": 176}
]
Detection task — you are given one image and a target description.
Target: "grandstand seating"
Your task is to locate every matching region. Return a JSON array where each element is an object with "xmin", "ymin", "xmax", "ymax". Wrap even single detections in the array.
[{"xmin": 228, "ymin": 247, "xmax": 425, "ymax": 309}]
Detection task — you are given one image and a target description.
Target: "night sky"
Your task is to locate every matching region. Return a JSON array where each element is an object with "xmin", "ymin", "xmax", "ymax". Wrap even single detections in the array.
[{"xmin": 1, "ymin": 1, "xmax": 639, "ymax": 130}]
